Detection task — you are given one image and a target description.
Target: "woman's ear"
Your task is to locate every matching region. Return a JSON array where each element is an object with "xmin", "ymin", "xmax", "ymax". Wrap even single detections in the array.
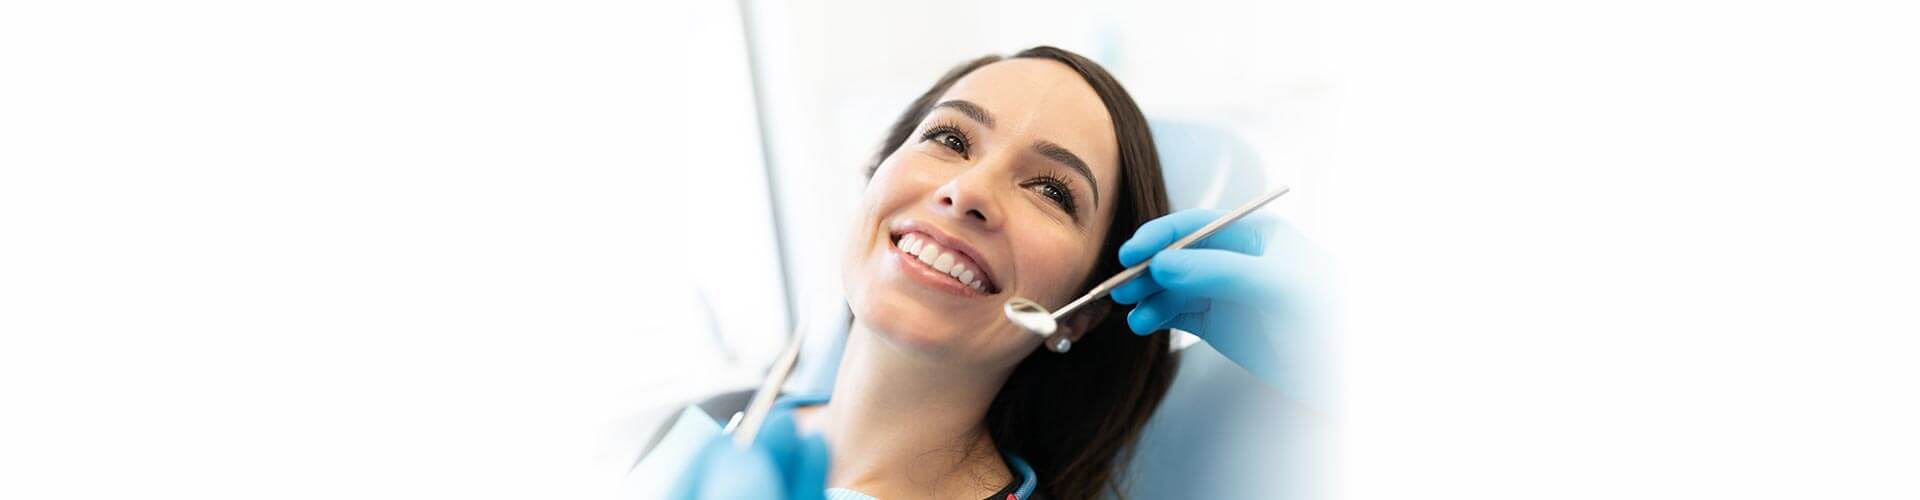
[
  {"xmin": 1046, "ymin": 299, "xmax": 1112, "ymax": 353},
  {"xmin": 1059, "ymin": 298, "xmax": 1121, "ymax": 346}
]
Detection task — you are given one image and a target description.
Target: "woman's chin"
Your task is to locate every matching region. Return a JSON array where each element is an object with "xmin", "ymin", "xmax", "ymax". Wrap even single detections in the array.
[
  {"xmin": 876, "ymin": 326, "xmax": 963, "ymax": 354},
  {"xmin": 865, "ymin": 309, "xmax": 969, "ymax": 349},
  {"xmin": 859, "ymin": 302, "xmax": 1002, "ymax": 357},
  {"xmin": 846, "ymin": 261, "xmax": 1028, "ymax": 362}
]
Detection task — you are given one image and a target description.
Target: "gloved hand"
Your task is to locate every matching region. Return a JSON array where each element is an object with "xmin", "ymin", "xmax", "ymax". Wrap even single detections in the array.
[
  {"xmin": 668, "ymin": 410, "xmax": 829, "ymax": 500},
  {"xmin": 1110, "ymin": 208, "xmax": 1325, "ymax": 400}
]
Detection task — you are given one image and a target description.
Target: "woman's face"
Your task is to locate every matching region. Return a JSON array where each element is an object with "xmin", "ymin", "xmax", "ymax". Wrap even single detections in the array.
[{"xmin": 842, "ymin": 58, "xmax": 1122, "ymax": 369}]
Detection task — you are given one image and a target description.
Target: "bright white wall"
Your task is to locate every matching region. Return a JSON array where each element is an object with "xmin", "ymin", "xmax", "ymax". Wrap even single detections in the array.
[
  {"xmin": 0, "ymin": 2, "xmax": 778, "ymax": 498},
  {"xmin": 1318, "ymin": 1, "xmax": 1920, "ymax": 498}
]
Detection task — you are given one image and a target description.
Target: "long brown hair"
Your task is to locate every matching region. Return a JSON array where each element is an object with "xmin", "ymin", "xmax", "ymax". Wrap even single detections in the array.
[{"xmin": 867, "ymin": 46, "xmax": 1177, "ymax": 500}]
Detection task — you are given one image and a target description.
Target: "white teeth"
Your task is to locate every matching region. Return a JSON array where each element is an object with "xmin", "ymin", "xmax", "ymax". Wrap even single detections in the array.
[
  {"xmin": 897, "ymin": 232, "xmax": 990, "ymax": 292},
  {"xmin": 917, "ymin": 243, "xmax": 940, "ymax": 265}
]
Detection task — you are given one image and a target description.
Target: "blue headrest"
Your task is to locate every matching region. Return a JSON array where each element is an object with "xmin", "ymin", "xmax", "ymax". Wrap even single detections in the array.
[{"xmin": 1151, "ymin": 119, "xmax": 1270, "ymax": 211}]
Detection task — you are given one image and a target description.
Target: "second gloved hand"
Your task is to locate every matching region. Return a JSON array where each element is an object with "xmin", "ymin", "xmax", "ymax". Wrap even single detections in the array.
[{"xmin": 669, "ymin": 410, "xmax": 829, "ymax": 500}]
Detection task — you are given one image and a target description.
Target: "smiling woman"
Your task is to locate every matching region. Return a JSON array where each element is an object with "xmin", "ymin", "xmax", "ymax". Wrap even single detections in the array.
[
  {"xmin": 811, "ymin": 46, "xmax": 1176, "ymax": 499},
  {"xmin": 644, "ymin": 46, "xmax": 1177, "ymax": 500}
]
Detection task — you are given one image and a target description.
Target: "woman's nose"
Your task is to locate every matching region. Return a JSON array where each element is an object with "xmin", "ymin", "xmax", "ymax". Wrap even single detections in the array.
[{"xmin": 933, "ymin": 170, "xmax": 1003, "ymax": 230}]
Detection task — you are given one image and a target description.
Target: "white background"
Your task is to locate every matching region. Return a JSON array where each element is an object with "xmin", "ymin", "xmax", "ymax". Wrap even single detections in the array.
[{"xmin": 3, "ymin": 0, "xmax": 1916, "ymax": 498}]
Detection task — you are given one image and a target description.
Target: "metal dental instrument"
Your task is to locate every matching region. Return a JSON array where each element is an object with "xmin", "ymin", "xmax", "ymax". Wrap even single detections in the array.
[
  {"xmin": 728, "ymin": 326, "xmax": 806, "ymax": 450},
  {"xmin": 1003, "ymin": 185, "xmax": 1291, "ymax": 340}
]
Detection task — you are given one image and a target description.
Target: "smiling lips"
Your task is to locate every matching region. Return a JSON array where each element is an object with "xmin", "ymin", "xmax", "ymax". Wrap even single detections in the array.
[{"xmin": 895, "ymin": 233, "xmax": 995, "ymax": 293}]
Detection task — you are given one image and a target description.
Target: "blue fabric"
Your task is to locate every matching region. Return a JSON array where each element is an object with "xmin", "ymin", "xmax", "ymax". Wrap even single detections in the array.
[{"xmin": 1003, "ymin": 453, "xmax": 1037, "ymax": 499}]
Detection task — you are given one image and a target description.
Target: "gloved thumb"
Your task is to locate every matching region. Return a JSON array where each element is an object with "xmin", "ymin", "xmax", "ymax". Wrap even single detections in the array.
[{"xmin": 757, "ymin": 410, "xmax": 830, "ymax": 500}]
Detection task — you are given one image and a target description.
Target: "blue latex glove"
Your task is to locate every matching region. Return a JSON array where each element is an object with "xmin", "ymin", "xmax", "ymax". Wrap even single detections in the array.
[
  {"xmin": 668, "ymin": 410, "xmax": 829, "ymax": 500},
  {"xmin": 1110, "ymin": 208, "xmax": 1324, "ymax": 400}
]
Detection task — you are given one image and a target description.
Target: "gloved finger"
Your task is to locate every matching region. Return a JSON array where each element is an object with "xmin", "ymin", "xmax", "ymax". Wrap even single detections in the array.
[
  {"xmin": 1118, "ymin": 209, "xmax": 1271, "ymax": 266},
  {"xmin": 1156, "ymin": 311, "xmax": 1211, "ymax": 339},
  {"xmin": 1149, "ymin": 248, "xmax": 1290, "ymax": 307},
  {"xmin": 756, "ymin": 410, "xmax": 829, "ymax": 500},
  {"xmin": 1126, "ymin": 288, "xmax": 1211, "ymax": 335},
  {"xmin": 1108, "ymin": 272, "xmax": 1164, "ymax": 305}
]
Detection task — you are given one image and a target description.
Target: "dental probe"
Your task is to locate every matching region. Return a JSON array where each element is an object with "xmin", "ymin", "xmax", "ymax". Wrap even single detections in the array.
[
  {"xmin": 729, "ymin": 326, "xmax": 806, "ymax": 450},
  {"xmin": 1004, "ymin": 185, "xmax": 1291, "ymax": 341}
]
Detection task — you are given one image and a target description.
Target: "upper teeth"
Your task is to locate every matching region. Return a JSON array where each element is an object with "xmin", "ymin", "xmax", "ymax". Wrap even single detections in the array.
[{"xmin": 897, "ymin": 233, "xmax": 987, "ymax": 292}]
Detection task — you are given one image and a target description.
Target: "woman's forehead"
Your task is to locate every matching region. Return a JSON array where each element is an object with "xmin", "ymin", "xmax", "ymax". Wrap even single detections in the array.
[{"xmin": 936, "ymin": 59, "xmax": 1119, "ymax": 178}]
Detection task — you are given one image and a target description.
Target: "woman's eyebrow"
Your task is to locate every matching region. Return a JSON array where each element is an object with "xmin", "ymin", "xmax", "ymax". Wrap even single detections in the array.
[
  {"xmin": 1032, "ymin": 140, "xmax": 1100, "ymax": 208},
  {"xmin": 932, "ymin": 100, "xmax": 996, "ymax": 129},
  {"xmin": 932, "ymin": 99, "xmax": 1100, "ymax": 207}
]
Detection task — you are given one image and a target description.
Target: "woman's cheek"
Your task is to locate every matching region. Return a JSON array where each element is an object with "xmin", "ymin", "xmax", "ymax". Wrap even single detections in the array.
[{"xmin": 1022, "ymin": 233, "xmax": 1094, "ymax": 305}]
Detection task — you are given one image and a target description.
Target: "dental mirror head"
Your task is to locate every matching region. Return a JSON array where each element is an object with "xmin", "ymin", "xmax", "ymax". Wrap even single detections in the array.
[
  {"xmin": 1000, "ymin": 186, "xmax": 1291, "ymax": 342},
  {"xmin": 1003, "ymin": 297, "xmax": 1058, "ymax": 338}
]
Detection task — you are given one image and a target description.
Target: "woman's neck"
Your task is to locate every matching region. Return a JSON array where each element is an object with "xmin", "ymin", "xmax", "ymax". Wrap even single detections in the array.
[{"xmin": 795, "ymin": 322, "xmax": 1016, "ymax": 498}]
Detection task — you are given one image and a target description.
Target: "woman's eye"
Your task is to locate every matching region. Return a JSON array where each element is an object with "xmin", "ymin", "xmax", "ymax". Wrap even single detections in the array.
[
  {"xmin": 926, "ymin": 129, "xmax": 969, "ymax": 158},
  {"xmin": 1032, "ymin": 180, "xmax": 1077, "ymax": 215}
]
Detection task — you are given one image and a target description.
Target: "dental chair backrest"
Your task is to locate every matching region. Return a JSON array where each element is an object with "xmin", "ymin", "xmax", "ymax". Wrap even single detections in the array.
[{"xmin": 787, "ymin": 120, "xmax": 1315, "ymax": 499}]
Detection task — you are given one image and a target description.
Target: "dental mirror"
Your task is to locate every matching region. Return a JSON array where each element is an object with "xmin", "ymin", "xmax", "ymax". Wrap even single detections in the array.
[
  {"xmin": 1003, "ymin": 186, "xmax": 1291, "ymax": 340},
  {"xmin": 1003, "ymin": 297, "xmax": 1060, "ymax": 337}
]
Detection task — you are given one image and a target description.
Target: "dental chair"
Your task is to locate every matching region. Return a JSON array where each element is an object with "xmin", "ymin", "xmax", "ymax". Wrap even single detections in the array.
[{"xmin": 615, "ymin": 120, "xmax": 1317, "ymax": 499}]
